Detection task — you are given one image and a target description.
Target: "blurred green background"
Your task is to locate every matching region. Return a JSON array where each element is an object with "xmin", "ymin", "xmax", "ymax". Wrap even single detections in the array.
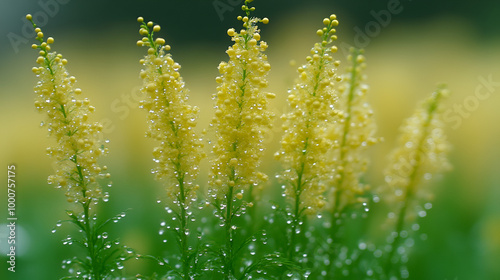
[{"xmin": 1, "ymin": 0, "xmax": 499, "ymax": 279}]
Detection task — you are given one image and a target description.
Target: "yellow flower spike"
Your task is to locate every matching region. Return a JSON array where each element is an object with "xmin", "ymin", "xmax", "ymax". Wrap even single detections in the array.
[
  {"xmin": 208, "ymin": 2, "xmax": 272, "ymax": 276},
  {"xmin": 326, "ymin": 48, "xmax": 380, "ymax": 217},
  {"xmin": 209, "ymin": 0, "xmax": 273, "ymax": 203},
  {"xmin": 277, "ymin": 14, "xmax": 341, "ymax": 216},
  {"xmin": 384, "ymin": 85, "xmax": 451, "ymax": 206},
  {"xmin": 276, "ymin": 13, "xmax": 342, "ymax": 261},
  {"xmin": 137, "ymin": 17, "xmax": 204, "ymax": 206},
  {"xmin": 28, "ymin": 17, "xmax": 109, "ymax": 206},
  {"xmin": 383, "ymin": 85, "xmax": 451, "ymax": 273}
]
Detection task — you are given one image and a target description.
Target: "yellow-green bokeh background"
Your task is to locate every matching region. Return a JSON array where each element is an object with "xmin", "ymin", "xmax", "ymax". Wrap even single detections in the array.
[{"xmin": 1, "ymin": 0, "xmax": 499, "ymax": 279}]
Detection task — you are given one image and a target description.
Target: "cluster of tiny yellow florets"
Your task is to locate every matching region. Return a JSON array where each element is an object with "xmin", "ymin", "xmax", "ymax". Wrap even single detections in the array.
[
  {"xmin": 137, "ymin": 17, "xmax": 205, "ymax": 205},
  {"xmin": 384, "ymin": 86, "xmax": 451, "ymax": 206},
  {"xmin": 326, "ymin": 48, "xmax": 381, "ymax": 213},
  {"xmin": 209, "ymin": 2, "xmax": 273, "ymax": 201},
  {"xmin": 275, "ymin": 15, "xmax": 341, "ymax": 214},
  {"xmin": 27, "ymin": 14, "xmax": 110, "ymax": 204}
]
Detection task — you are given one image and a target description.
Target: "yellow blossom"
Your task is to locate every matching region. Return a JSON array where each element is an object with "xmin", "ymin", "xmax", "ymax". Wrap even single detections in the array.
[
  {"xmin": 29, "ymin": 17, "xmax": 109, "ymax": 205},
  {"xmin": 384, "ymin": 85, "xmax": 451, "ymax": 213},
  {"xmin": 326, "ymin": 48, "xmax": 381, "ymax": 214},
  {"xmin": 275, "ymin": 14, "xmax": 341, "ymax": 214},
  {"xmin": 208, "ymin": 5, "xmax": 273, "ymax": 202},
  {"xmin": 137, "ymin": 18, "xmax": 205, "ymax": 205},
  {"xmin": 383, "ymin": 86, "xmax": 451, "ymax": 272}
]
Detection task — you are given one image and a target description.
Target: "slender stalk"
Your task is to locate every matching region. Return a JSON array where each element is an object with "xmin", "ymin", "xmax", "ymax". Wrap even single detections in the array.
[
  {"xmin": 178, "ymin": 178, "xmax": 190, "ymax": 280},
  {"xmin": 209, "ymin": 2, "xmax": 272, "ymax": 277},
  {"xmin": 225, "ymin": 184, "xmax": 235, "ymax": 279},
  {"xmin": 331, "ymin": 49, "xmax": 359, "ymax": 222},
  {"xmin": 328, "ymin": 51, "xmax": 361, "ymax": 274},
  {"xmin": 384, "ymin": 154, "xmax": 420, "ymax": 276},
  {"xmin": 36, "ymin": 32, "xmax": 104, "ymax": 278},
  {"xmin": 289, "ymin": 160, "xmax": 305, "ymax": 261},
  {"xmin": 82, "ymin": 201, "xmax": 103, "ymax": 280}
]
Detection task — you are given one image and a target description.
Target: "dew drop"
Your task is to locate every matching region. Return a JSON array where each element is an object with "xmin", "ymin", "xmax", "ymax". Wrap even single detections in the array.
[{"xmin": 411, "ymin": 223, "xmax": 420, "ymax": 231}]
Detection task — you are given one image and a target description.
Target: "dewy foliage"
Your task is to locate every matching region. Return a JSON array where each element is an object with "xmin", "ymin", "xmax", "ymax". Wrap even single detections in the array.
[
  {"xmin": 208, "ymin": 1, "xmax": 277, "ymax": 279},
  {"xmin": 26, "ymin": 0, "xmax": 453, "ymax": 279}
]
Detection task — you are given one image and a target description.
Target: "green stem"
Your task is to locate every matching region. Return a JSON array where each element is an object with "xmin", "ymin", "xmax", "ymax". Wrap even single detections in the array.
[
  {"xmin": 225, "ymin": 184, "xmax": 235, "ymax": 279},
  {"xmin": 178, "ymin": 178, "xmax": 191, "ymax": 280},
  {"xmin": 82, "ymin": 201, "xmax": 102, "ymax": 280},
  {"xmin": 289, "ymin": 153, "xmax": 306, "ymax": 261}
]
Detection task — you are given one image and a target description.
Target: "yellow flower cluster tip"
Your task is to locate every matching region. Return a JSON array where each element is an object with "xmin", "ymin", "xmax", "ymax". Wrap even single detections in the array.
[
  {"xmin": 137, "ymin": 17, "xmax": 205, "ymax": 205},
  {"xmin": 209, "ymin": 1, "xmax": 274, "ymax": 201},
  {"xmin": 275, "ymin": 15, "xmax": 341, "ymax": 214},
  {"xmin": 327, "ymin": 48, "xmax": 381, "ymax": 213},
  {"xmin": 27, "ymin": 14, "xmax": 110, "ymax": 205},
  {"xmin": 384, "ymin": 85, "xmax": 451, "ymax": 205}
]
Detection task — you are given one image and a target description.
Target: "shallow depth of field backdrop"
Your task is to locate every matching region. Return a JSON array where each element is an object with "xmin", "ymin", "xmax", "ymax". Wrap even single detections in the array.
[{"xmin": 1, "ymin": 0, "xmax": 500, "ymax": 279}]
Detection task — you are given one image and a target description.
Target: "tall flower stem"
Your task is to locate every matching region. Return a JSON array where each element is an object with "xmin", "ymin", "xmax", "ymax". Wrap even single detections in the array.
[
  {"xmin": 288, "ymin": 158, "xmax": 306, "ymax": 261},
  {"xmin": 324, "ymin": 47, "xmax": 379, "ymax": 276},
  {"xmin": 225, "ymin": 184, "xmax": 235, "ymax": 279},
  {"xmin": 27, "ymin": 14, "xmax": 134, "ymax": 278},
  {"xmin": 82, "ymin": 202, "xmax": 101, "ymax": 280},
  {"xmin": 331, "ymin": 50, "xmax": 360, "ymax": 223},
  {"xmin": 178, "ymin": 178, "xmax": 190, "ymax": 280},
  {"xmin": 384, "ymin": 88, "xmax": 448, "ymax": 276},
  {"xmin": 208, "ymin": 1, "xmax": 273, "ymax": 278},
  {"xmin": 29, "ymin": 17, "xmax": 101, "ymax": 279},
  {"xmin": 137, "ymin": 17, "xmax": 204, "ymax": 279}
]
